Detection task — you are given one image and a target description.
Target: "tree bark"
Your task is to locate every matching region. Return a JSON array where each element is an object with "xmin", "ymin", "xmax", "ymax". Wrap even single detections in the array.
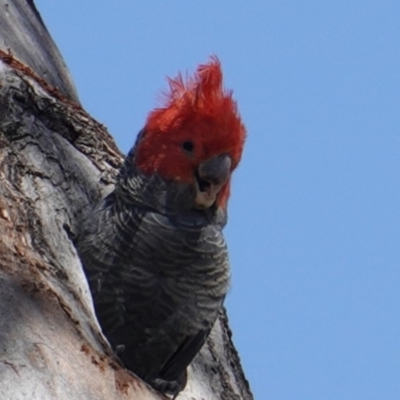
[
  {"xmin": 0, "ymin": 1, "xmax": 253, "ymax": 399},
  {"xmin": 0, "ymin": 0, "xmax": 79, "ymax": 102}
]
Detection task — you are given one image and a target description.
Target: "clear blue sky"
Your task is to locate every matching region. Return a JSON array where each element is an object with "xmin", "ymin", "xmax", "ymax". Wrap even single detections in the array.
[{"xmin": 35, "ymin": 2, "xmax": 400, "ymax": 399}]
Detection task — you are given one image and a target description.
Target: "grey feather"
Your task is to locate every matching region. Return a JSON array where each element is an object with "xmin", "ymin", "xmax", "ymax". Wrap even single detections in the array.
[{"xmin": 77, "ymin": 142, "xmax": 230, "ymax": 396}]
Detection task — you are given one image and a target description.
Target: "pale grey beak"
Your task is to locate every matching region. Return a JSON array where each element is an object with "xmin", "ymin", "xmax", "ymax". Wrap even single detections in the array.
[{"xmin": 194, "ymin": 154, "xmax": 231, "ymax": 208}]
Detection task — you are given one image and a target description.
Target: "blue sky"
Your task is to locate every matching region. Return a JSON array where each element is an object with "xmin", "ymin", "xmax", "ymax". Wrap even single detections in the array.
[{"xmin": 35, "ymin": 2, "xmax": 400, "ymax": 399}]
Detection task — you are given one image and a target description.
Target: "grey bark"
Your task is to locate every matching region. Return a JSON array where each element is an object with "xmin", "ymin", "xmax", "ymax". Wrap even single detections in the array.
[
  {"xmin": 0, "ymin": 1, "xmax": 253, "ymax": 399},
  {"xmin": 0, "ymin": 0, "xmax": 78, "ymax": 102}
]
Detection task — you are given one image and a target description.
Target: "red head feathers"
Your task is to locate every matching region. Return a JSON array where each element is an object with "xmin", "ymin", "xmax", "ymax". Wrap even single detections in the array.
[{"xmin": 135, "ymin": 56, "xmax": 246, "ymax": 208}]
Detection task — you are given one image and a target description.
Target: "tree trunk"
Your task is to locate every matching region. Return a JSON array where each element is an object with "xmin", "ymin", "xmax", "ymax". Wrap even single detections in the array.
[{"xmin": 0, "ymin": 1, "xmax": 253, "ymax": 399}]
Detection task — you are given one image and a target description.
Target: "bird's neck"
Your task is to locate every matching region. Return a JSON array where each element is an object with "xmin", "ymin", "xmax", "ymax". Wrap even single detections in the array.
[{"xmin": 115, "ymin": 148, "xmax": 227, "ymax": 228}]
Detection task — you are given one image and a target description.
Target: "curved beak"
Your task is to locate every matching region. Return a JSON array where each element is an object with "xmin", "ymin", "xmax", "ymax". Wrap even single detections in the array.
[{"xmin": 194, "ymin": 154, "xmax": 231, "ymax": 208}]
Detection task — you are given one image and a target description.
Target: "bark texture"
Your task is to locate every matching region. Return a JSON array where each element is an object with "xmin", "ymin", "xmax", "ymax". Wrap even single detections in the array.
[
  {"xmin": 0, "ymin": 1, "xmax": 253, "ymax": 399},
  {"xmin": 0, "ymin": 0, "xmax": 78, "ymax": 102}
]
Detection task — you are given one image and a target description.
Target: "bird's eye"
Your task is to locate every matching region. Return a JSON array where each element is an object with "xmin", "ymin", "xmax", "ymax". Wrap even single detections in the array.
[{"xmin": 182, "ymin": 141, "xmax": 194, "ymax": 152}]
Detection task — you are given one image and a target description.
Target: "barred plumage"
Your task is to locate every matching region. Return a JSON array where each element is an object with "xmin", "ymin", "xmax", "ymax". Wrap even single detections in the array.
[
  {"xmin": 77, "ymin": 58, "xmax": 245, "ymax": 397},
  {"xmin": 78, "ymin": 155, "xmax": 229, "ymax": 395}
]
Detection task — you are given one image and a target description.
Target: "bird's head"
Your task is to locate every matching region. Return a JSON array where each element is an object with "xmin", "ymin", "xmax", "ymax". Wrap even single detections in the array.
[{"xmin": 134, "ymin": 56, "xmax": 246, "ymax": 210}]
